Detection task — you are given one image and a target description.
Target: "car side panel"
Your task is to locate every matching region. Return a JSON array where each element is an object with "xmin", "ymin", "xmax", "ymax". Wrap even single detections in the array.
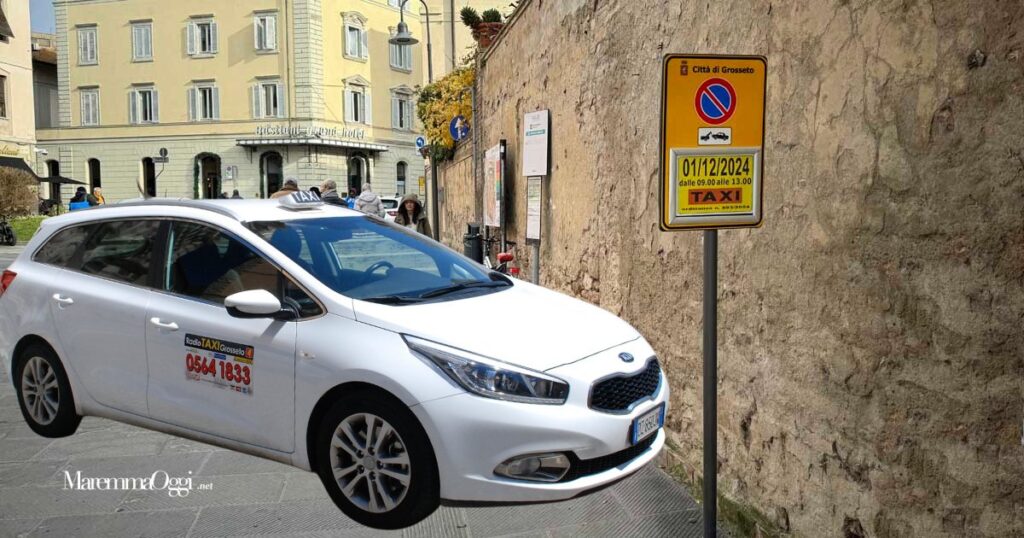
[
  {"xmin": 290, "ymin": 313, "xmax": 463, "ymax": 470},
  {"xmin": 0, "ymin": 260, "xmax": 69, "ymax": 393}
]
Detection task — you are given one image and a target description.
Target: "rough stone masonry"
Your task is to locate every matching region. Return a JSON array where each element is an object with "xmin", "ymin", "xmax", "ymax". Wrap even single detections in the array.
[{"xmin": 438, "ymin": 0, "xmax": 1024, "ymax": 536}]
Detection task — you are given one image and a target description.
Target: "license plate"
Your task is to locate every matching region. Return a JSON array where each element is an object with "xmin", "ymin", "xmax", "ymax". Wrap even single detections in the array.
[{"xmin": 631, "ymin": 403, "xmax": 665, "ymax": 445}]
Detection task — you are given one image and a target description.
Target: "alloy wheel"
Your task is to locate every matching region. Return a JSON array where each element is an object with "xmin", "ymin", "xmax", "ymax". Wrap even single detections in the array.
[
  {"xmin": 21, "ymin": 356, "xmax": 59, "ymax": 425},
  {"xmin": 328, "ymin": 412, "xmax": 412, "ymax": 513}
]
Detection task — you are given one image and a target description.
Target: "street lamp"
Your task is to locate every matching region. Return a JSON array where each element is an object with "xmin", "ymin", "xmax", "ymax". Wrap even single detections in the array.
[
  {"xmin": 390, "ymin": 0, "xmax": 439, "ymax": 239},
  {"xmin": 390, "ymin": 1, "xmax": 432, "ymax": 83}
]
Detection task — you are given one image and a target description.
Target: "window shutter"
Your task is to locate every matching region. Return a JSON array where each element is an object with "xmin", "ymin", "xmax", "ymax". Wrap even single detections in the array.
[
  {"xmin": 128, "ymin": 90, "xmax": 137, "ymax": 124},
  {"xmin": 80, "ymin": 92, "xmax": 86, "ymax": 126},
  {"xmin": 210, "ymin": 22, "xmax": 219, "ymax": 53},
  {"xmin": 277, "ymin": 83, "xmax": 286, "ymax": 117},
  {"xmin": 344, "ymin": 90, "xmax": 353, "ymax": 122},
  {"xmin": 212, "ymin": 87, "xmax": 220, "ymax": 119},
  {"xmin": 251, "ymin": 84, "xmax": 262, "ymax": 119},
  {"xmin": 360, "ymin": 29, "xmax": 368, "ymax": 59},
  {"xmin": 87, "ymin": 30, "xmax": 96, "ymax": 63},
  {"xmin": 389, "ymin": 44, "xmax": 397, "ymax": 67},
  {"xmin": 132, "ymin": 27, "xmax": 140, "ymax": 59},
  {"xmin": 391, "ymin": 96, "xmax": 399, "ymax": 128},
  {"xmin": 186, "ymin": 22, "xmax": 196, "ymax": 55},
  {"xmin": 345, "ymin": 27, "xmax": 355, "ymax": 57},
  {"xmin": 151, "ymin": 89, "xmax": 159, "ymax": 122},
  {"xmin": 364, "ymin": 89, "xmax": 372, "ymax": 125},
  {"xmin": 144, "ymin": 26, "xmax": 152, "ymax": 58},
  {"xmin": 187, "ymin": 87, "xmax": 196, "ymax": 121},
  {"xmin": 267, "ymin": 17, "xmax": 277, "ymax": 50},
  {"xmin": 253, "ymin": 17, "xmax": 260, "ymax": 49},
  {"xmin": 78, "ymin": 30, "xmax": 86, "ymax": 63}
]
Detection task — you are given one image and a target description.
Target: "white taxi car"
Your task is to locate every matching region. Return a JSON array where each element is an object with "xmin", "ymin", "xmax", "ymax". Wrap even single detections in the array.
[{"xmin": 0, "ymin": 194, "xmax": 669, "ymax": 529}]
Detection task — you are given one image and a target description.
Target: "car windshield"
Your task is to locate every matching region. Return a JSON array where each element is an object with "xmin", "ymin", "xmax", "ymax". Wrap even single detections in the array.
[
  {"xmin": 382, "ymin": 199, "xmax": 399, "ymax": 209},
  {"xmin": 247, "ymin": 216, "xmax": 508, "ymax": 303}
]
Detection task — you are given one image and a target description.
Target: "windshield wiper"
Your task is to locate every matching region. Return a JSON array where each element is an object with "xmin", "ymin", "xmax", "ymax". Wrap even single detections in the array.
[
  {"xmin": 418, "ymin": 280, "xmax": 510, "ymax": 299},
  {"xmin": 361, "ymin": 295, "xmax": 424, "ymax": 305}
]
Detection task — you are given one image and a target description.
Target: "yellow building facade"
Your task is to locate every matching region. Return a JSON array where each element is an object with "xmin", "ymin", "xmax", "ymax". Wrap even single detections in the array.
[
  {"xmin": 0, "ymin": 0, "xmax": 37, "ymax": 162},
  {"xmin": 39, "ymin": 0, "xmax": 426, "ymax": 201}
]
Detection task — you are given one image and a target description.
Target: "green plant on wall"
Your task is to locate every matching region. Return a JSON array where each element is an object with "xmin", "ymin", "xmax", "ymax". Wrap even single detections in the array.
[
  {"xmin": 481, "ymin": 9, "xmax": 502, "ymax": 23},
  {"xmin": 416, "ymin": 66, "xmax": 475, "ymax": 162},
  {"xmin": 459, "ymin": 7, "xmax": 481, "ymax": 29}
]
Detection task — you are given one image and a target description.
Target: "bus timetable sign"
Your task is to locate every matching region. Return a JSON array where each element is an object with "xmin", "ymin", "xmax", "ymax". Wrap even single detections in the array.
[{"xmin": 660, "ymin": 54, "xmax": 767, "ymax": 230}]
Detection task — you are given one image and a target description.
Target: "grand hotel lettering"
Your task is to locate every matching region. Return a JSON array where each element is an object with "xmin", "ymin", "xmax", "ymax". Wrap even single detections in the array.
[{"xmin": 254, "ymin": 125, "xmax": 367, "ymax": 140}]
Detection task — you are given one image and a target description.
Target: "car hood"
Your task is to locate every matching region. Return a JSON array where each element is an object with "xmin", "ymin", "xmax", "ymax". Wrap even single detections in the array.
[{"xmin": 351, "ymin": 281, "xmax": 640, "ymax": 372}]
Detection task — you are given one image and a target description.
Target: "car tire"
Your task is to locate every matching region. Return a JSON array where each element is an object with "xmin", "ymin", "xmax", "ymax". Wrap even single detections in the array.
[
  {"xmin": 13, "ymin": 343, "xmax": 82, "ymax": 438},
  {"xmin": 314, "ymin": 388, "xmax": 440, "ymax": 529}
]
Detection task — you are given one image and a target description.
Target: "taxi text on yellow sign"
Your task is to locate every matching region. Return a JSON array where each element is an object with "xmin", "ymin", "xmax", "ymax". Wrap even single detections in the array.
[{"xmin": 660, "ymin": 54, "xmax": 767, "ymax": 230}]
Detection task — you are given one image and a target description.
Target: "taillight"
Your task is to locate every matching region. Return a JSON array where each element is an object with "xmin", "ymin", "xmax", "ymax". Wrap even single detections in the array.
[{"xmin": 0, "ymin": 270, "xmax": 15, "ymax": 298}]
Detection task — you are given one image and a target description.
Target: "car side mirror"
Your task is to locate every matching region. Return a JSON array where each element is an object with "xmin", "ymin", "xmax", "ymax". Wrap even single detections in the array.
[{"xmin": 225, "ymin": 290, "xmax": 295, "ymax": 321}]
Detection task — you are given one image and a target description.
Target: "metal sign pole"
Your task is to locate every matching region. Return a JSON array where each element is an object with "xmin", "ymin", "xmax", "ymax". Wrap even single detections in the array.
[{"xmin": 703, "ymin": 228, "xmax": 718, "ymax": 537}]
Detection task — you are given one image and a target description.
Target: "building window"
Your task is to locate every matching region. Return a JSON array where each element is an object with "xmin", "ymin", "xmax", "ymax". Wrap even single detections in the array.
[
  {"xmin": 131, "ymin": 22, "xmax": 152, "ymax": 61},
  {"xmin": 344, "ymin": 80, "xmax": 371, "ymax": 125},
  {"xmin": 391, "ymin": 87, "xmax": 413, "ymax": 130},
  {"xmin": 88, "ymin": 158, "xmax": 101, "ymax": 189},
  {"xmin": 343, "ymin": 13, "xmax": 368, "ymax": 60},
  {"xmin": 252, "ymin": 80, "xmax": 284, "ymax": 119},
  {"xmin": 387, "ymin": 0, "xmax": 408, "ymax": 10},
  {"xmin": 129, "ymin": 86, "xmax": 159, "ymax": 124},
  {"xmin": 188, "ymin": 83, "xmax": 219, "ymax": 121},
  {"xmin": 254, "ymin": 13, "xmax": 277, "ymax": 52},
  {"xmin": 396, "ymin": 161, "xmax": 407, "ymax": 196},
  {"xmin": 187, "ymin": 18, "xmax": 218, "ymax": 56},
  {"xmin": 389, "ymin": 41, "xmax": 412, "ymax": 71},
  {"xmin": 78, "ymin": 26, "xmax": 98, "ymax": 65},
  {"xmin": 142, "ymin": 157, "xmax": 157, "ymax": 197},
  {"xmin": 0, "ymin": 75, "xmax": 7, "ymax": 119},
  {"xmin": 80, "ymin": 88, "xmax": 99, "ymax": 126}
]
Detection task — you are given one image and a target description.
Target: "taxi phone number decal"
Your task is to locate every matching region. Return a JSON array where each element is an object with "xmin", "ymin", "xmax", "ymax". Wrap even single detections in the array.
[{"xmin": 183, "ymin": 334, "xmax": 254, "ymax": 396}]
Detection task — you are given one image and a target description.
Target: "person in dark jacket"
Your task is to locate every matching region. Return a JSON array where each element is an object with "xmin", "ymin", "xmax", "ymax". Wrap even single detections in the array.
[
  {"xmin": 393, "ymin": 193, "xmax": 432, "ymax": 236},
  {"xmin": 231, "ymin": 190, "xmax": 243, "ymax": 199},
  {"xmin": 319, "ymin": 180, "xmax": 345, "ymax": 206}
]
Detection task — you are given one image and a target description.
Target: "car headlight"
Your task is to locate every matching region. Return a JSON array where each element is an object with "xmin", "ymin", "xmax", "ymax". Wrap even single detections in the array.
[{"xmin": 403, "ymin": 335, "xmax": 569, "ymax": 405}]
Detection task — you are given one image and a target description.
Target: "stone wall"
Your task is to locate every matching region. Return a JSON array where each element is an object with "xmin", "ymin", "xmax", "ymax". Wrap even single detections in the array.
[{"xmin": 438, "ymin": 0, "xmax": 1024, "ymax": 536}]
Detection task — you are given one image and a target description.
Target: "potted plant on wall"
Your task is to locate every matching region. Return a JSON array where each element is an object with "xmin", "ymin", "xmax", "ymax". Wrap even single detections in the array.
[{"xmin": 461, "ymin": 7, "xmax": 504, "ymax": 48}]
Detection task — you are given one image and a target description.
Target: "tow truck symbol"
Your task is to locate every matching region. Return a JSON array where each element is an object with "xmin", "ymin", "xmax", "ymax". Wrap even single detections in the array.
[{"xmin": 700, "ymin": 131, "xmax": 730, "ymax": 142}]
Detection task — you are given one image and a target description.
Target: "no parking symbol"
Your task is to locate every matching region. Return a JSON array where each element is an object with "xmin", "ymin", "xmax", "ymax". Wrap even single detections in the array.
[{"xmin": 695, "ymin": 78, "xmax": 736, "ymax": 125}]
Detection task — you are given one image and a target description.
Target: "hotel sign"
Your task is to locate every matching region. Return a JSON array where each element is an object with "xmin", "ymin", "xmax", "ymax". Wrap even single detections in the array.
[{"xmin": 254, "ymin": 125, "xmax": 367, "ymax": 140}]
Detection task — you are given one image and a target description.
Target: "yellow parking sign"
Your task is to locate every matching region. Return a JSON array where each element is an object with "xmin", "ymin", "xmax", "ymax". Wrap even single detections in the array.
[{"xmin": 660, "ymin": 54, "xmax": 767, "ymax": 230}]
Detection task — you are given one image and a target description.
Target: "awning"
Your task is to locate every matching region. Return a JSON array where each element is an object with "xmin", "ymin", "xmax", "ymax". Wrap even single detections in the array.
[
  {"xmin": 236, "ymin": 137, "xmax": 389, "ymax": 152},
  {"xmin": 0, "ymin": 6, "xmax": 13, "ymax": 40},
  {"xmin": 0, "ymin": 156, "xmax": 40, "ymax": 180},
  {"xmin": 43, "ymin": 175, "xmax": 87, "ymax": 185}
]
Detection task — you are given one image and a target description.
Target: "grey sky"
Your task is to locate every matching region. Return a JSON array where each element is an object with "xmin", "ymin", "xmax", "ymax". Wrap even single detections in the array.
[{"xmin": 30, "ymin": 0, "xmax": 56, "ymax": 34}]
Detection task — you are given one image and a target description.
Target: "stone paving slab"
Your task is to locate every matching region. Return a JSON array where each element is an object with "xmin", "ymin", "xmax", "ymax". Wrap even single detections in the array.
[{"xmin": 26, "ymin": 509, "xmax": 198, "ymax": 538}]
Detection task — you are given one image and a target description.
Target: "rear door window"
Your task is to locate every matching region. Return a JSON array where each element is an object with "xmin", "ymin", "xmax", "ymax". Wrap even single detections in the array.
[
  {"xmin": 75, "ymin": 220, "xmax": 161, "ymax": 286},
  {"xmin": 33, "ymin": 224, "xmax": 96, "ymax": 268}
]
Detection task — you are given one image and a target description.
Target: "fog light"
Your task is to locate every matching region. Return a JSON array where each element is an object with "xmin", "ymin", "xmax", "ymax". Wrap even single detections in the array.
[{"xmin": 494, "ymin": 453, "xmax": 570, "ymax": 482}]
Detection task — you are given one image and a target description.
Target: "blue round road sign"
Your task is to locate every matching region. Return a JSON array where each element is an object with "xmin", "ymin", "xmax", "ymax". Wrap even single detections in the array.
[
  {"xmin": 695, "ymin": 78, "xmax": 736, "ymax": 125},
  {"xmin": 449, "ymin": 115, "xmax": 470, "ymax": 141},
  {"xmin": 415, "ymin": 136, "xmax": 426, "ymax": 149}
]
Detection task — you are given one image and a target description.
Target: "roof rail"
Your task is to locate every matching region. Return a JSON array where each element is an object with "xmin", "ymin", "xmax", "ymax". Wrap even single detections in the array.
[{"xmin": 111, "ymin": 199, "xmax": 239, "ymax": 219}]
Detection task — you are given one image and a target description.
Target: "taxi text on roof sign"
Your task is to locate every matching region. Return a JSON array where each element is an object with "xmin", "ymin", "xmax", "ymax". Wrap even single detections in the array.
[{"xmin": 659, "ymin": 54, "xmax": 767, "ymax": 231}]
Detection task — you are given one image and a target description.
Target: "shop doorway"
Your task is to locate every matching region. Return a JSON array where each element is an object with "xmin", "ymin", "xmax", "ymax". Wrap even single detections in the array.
[
  {"xmin": 142, "ymin": 157, "xmax": 157, "ymax": 196},
  {"xmin": 347, "ymin": 154, "xmax": 368, "ymax": 195},
  {"xmin": 45, "ymin": 160, "xmax": 61, "ymax": 202},
  {"xmin": 261, "ymin": 151, "xmax": 283, "ymax": 198},
  {"xmin": 196, "ymin": 153, "xmax": 221, "ymax": 199}
]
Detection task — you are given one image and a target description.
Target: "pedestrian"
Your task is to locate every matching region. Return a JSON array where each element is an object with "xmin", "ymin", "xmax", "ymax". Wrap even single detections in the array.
[
  {"xmin": 309, "ymin": 186, "xmax": 321, "ymax": 198},
  {"xmin": 231, "ymin": 189, "xmax": 242, "ymax": 199},
  {"xmin": 219, "ymin": 192, "xmax": 228, "ymax": 199},
  {"xmin": 355, "ymin": 183, "xmax": 384, "ymax": 217},
  {"xmin": 270, "ymin": 178, "xmax": 300, "ymax": 199},
  {"xmin": 319, "ymin": 180, "xmax": 345, "ymax": 206},
  {"xmin": 346, "ymin": 188, "xmax": 358, "ymax": 209},
  {"xmin": 68, "ymin": 187, "xmax": 90, "ymax": 211},
  {"xmin": 87, "ymin": 187, "xmax": 105, "ymax": 206},
  {"xmin": 393, "ymin": 193, "xmax": 432, "ymax": 236}
]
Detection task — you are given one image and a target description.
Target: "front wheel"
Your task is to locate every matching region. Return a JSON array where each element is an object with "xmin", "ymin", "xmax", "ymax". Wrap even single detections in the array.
[
  {"xmin": 315, "ymin": 389, "xmax": 439, "ymax": 529},
  {"xmin": 14, "ymin": 343, "xmax": 82, "ymax": 437}
]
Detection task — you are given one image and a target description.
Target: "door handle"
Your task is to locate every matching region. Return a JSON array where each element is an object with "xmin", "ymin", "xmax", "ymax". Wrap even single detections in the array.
[
  {"xmin": 52, "ymin": 294, "xmax": 74, "ymax": 306},
  {"xmin": 149, "ymin": 317, "xmax": 179, "ymax": 331}
]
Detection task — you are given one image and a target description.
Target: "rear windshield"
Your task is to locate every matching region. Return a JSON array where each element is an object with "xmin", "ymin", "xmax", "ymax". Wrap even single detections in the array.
[{"xmin": 247, "ymin": 217, "xmax": 508, "ymax": 303}]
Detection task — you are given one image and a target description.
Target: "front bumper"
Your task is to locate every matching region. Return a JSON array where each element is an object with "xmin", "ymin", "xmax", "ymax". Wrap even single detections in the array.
[{"xmin": 411, "ymin": 341, "xmax": 670, "ymax": 503}]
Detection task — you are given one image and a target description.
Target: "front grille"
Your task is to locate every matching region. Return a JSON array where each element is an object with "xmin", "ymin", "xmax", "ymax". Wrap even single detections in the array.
[
  {"xmin": 559, "ymin": 434, "xmax": 657, "ymax": 482},
  {"xmin": 589, "ymin": 358, "xmax": 661, "ymax": 413}
]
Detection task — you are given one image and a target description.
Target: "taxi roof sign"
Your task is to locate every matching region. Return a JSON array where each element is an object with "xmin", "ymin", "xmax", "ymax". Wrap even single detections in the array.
[
  {"xmin": 279, "ymin": 191, "xmax": 324, "ymax": 210},
  {"xmin": 660, "ymin": 54, "xmax": 767, "ymax": 231}
]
